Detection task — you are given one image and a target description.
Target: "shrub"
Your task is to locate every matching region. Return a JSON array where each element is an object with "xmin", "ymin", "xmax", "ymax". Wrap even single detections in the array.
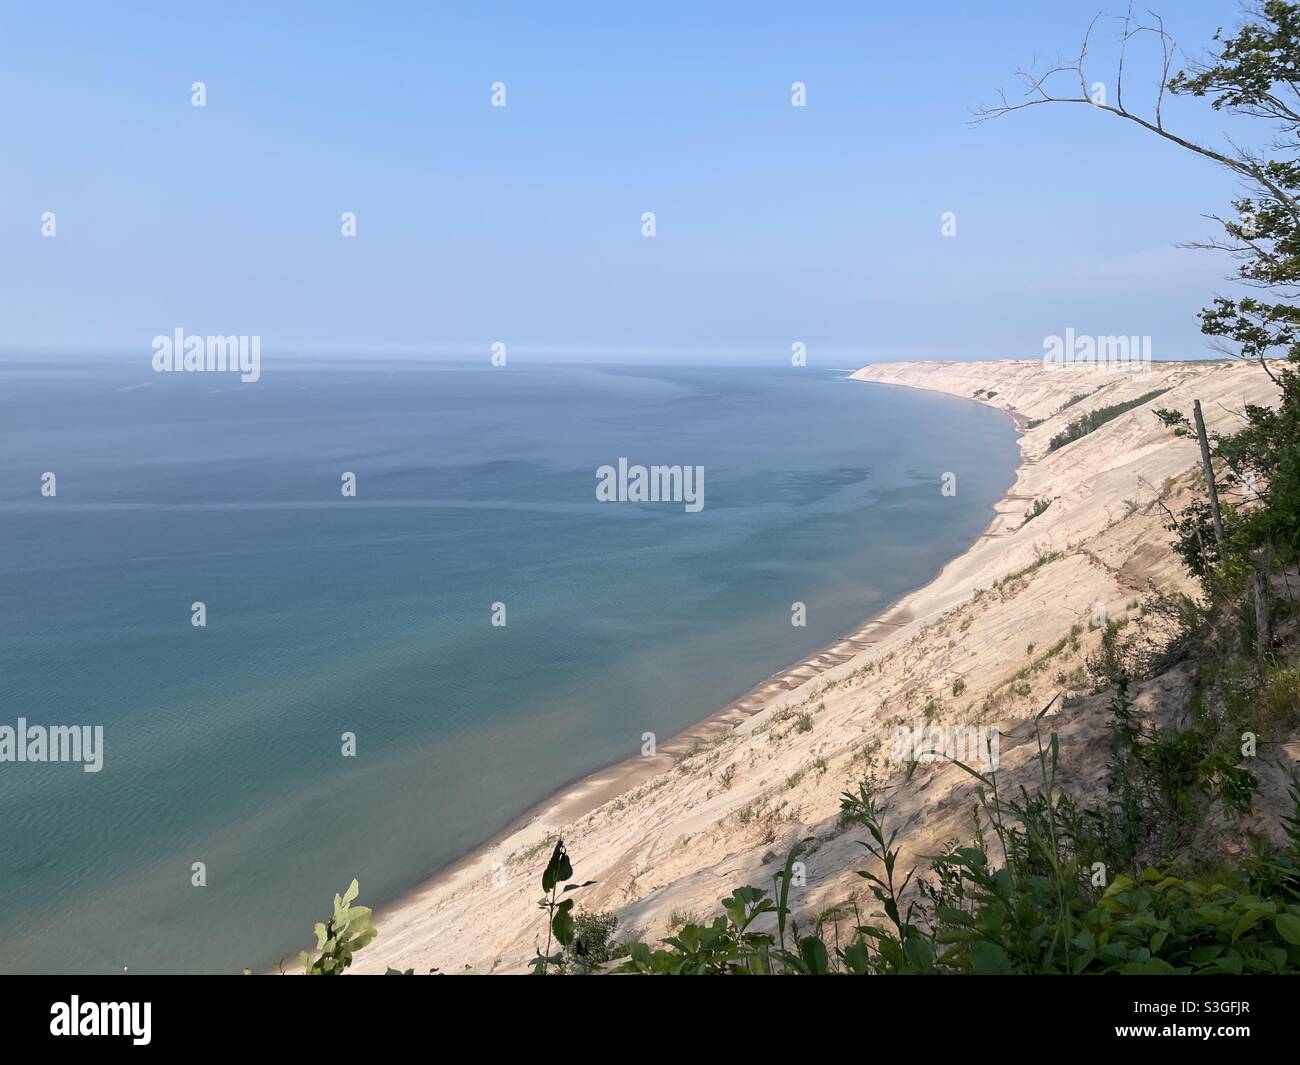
[
  {"xmin": 604, "ymin": 732, "xmax": 1293, "ymax": 975},
  {"xmin": 1047, "ymin": 389, "xmax": 1171, "ymax": 451},
  {"xmin": 1086, "ymin": 619, "xmax": 1134, "ymax": 690},
  {"xmin": 1261, "ymin": 663, "xmax": 1300, "ymax": 728},
  {"xmin": 1021, "ymin": 498, "xmax": 1053, "ymax": 526},
  {"xmin": 558, "ymin": 909, "xmax": 618, "ymax": 974}
]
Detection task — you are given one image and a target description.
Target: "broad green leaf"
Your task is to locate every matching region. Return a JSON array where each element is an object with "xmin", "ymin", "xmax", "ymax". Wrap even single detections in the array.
[
  {"xmin": 1275, "ymin": 912, "xmax": 1300, "ymax": 945},
  {"xmin": 969, "ymin": 942, "xmax": 1013, "ymax": 975}
]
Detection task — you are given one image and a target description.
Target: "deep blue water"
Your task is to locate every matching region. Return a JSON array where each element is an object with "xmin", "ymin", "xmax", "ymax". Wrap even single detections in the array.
[{"xmin": 0, "ymin": 356, "xmax": 1017, "ymax": 973}]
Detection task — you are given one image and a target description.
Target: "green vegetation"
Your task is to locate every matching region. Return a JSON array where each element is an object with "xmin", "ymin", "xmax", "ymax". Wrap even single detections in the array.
[
  {"xmin": 991, "ymin": 549, "xmax": 1062, "ymax": 592},
  {"xmin": 1020, "ymin": 497, "xmax": 1053, "ymax": 527},
  {"xmin": 1046, "ymin": 389, "xmax": 1171, "ymax": 452},
  {"xmin": 1156, "ymin": 385, "xmax": 1300, "ymax": 584},
  {"xmin": 1028, "ymin": 391, "xmax": 1100, "ymax": 429},
  {"xmin": 557, "ymin": 908, "xmax": 619, "ymax": 974},
  {"xmin": 505, "ymin": 654, "xmax": 1296, "ymax": 974},
  {"xmin": 1132, "ymin": 4, "xmax": 1300, "ymax": 658},
  {"xmin": 299, "ymin": 879, "xmax": 377, "ymax": 976},
  {"xmin": 530, "ymin": 839, "xmax": 595, "ymax": 975},
  {"xmin": 602, "ymin": 690, "xmax": 1300, "ymax": 974},
  {"xmin": 1059, "ymin": 389, "xmax": 1099, "ymax": 412}
]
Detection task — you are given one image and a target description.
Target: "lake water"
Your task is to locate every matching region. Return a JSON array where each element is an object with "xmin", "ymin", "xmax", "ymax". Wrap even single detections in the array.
[{"xmin": 0, "ymin": 355, "xmax": 1018, "ymax": 973}]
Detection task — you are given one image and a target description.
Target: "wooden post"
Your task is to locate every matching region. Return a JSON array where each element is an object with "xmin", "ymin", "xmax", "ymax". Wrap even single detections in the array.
[
  {"xmin": 1253, "ymin": 555, "xmax": 1272, "ymax": 654},
  {"xmin": 1193, "ymin": 400, "xmax": 1225, "ymax": 553}
]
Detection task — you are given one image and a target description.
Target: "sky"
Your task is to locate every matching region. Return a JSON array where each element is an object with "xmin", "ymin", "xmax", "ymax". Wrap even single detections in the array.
[{"xmin": 0, "ymin": 0, "xmax": 1271, "ymax": 362}]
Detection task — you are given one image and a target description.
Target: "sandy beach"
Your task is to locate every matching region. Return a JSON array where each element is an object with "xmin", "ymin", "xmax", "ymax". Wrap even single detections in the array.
[{"xmin": 350, "ymin": 357, "xmax": 1288, "ymax": 974}]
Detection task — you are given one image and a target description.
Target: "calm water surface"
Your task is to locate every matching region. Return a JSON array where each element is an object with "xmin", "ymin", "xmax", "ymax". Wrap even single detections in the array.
[{"xmin": 0, "ymin": 356, "xmax": 1018, "ymax": 972}]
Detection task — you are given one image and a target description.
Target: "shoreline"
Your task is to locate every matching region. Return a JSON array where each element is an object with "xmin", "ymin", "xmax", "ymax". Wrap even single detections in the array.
[
  {"xmin": 348, "ymin": 356, "xmax": 1278, "ymax": 975},
  {"xmin": 353, "ymin": 372, "xmax": 1028, "ymax": 956}
]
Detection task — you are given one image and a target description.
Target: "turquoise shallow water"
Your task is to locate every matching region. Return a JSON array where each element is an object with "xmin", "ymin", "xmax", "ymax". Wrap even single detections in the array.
[{"xmin": 0, "ymin": 356, "xmax": 1018, "ymax": 973}]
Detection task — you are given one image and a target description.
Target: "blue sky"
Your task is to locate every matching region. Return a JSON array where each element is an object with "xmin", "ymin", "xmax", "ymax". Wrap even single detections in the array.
[{"xmin": 0, "ymin": 0, "xmax": 1265, "ymax": 362}]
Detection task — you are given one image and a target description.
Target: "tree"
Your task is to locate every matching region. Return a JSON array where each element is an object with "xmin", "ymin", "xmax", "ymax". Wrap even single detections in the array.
[{"xmin": 979, "ymin": 3, "xmax": 1300, "ymax": 598}]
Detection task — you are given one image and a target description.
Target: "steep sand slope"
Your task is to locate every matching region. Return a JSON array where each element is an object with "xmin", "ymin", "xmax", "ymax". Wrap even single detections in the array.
[{"xmin": 351, "ymin": 358, "xmax": 1282, "ymax": 974}]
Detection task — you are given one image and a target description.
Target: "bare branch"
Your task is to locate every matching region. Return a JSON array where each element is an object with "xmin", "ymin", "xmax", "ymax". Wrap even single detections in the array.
[{"xmin": 972, "ymin": 8, "xmax": 1300, "ymax": 215}]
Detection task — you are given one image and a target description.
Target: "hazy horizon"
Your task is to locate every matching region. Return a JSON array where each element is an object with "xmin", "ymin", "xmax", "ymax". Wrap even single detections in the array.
[
  {"xmin": 1, "ymin": 0, "xmax": 1263, "ymax": 363},
  {"xmin": 0, "ymin": 346, "xmax": 1247, "ymax": 366}
]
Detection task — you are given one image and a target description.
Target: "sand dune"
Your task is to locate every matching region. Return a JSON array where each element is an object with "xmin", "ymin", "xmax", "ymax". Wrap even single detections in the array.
[{"xmin": 351, "ymin": 357, "xmax": 1284, "ymax": 974}]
